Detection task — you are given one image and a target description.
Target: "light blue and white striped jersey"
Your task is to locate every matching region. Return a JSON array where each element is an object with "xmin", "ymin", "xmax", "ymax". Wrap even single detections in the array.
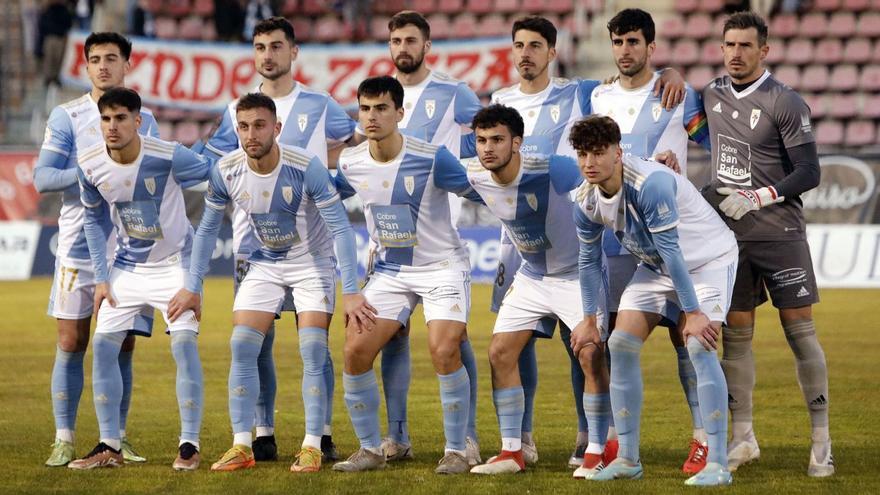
[
  {"xmin": 334, "ymin": 137, "xmax": 472, "ymax": 274},
  {"xmin": 461, "ymin": 154, "xmax": 583, "ymax": 280},
  {"xmin": 399, "ymin": 71, "xmax": 482, "ymax": 158},
  {"xmin": 205, "ymin": 144, "xmax": 342, "ymax": 266},
  {"xmin": 77, "ymin": 136, "xmax": 212, "ymax": 271},
  {"xmin": 38, "ymin": 93, "xmax": 159, "ymax": 269},
  {"xmin": 574, "ymin": 155, "xmax": 736, "ymax": 274},
  {"xmin": 490, "ymin": 78, "xmax": 599, "ymax": 157},
  {"xmin": 205, "ymin": 83, "xmax": 356, "ymax": 164},
  {"xmin": 591, "ymin": 74, "xmax": 711, "ymax": 258},
  {"xmin": 204, "ymin": 83, "xmax": 355, "ymax": 257}
]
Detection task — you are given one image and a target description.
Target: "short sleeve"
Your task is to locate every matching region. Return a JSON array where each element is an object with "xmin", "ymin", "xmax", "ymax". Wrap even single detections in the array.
[
  {"xmin": 548, "ymin": 155, "xmax": 583, "ymax": 194},
  {"xmin": 453, "ymin": 83, "xmax": 482, "ymax": 126},
  {"xmin": 41, "ymin": 107, "xmax": 74, "ymax": 158},
  {"xmin": 638, "ymin": 171, "xmax": 680, "ymax": 234},
  {"xmin": 774, "ymin": 89, "xmax": 816, "ymax": 148},
  {"xmin": 205, "ymin": 164, "xmax": 230, "ymax": 210},
  {"xmin": 324, "ymin": 97, "xmax": 356, "ymax": 143},
  {"xmin": 305, "ymin": 157, "xmax": 342, "ymax": 208},
  {"xmin": 204, "ymin": 107, "xmax": 240, "ymax": 157}
]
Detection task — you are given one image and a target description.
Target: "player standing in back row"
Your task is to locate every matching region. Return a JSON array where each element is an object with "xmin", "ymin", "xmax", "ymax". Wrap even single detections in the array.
[{"xmin": 702, "ymin": 11, "xmax": 831, "ymax": 477}]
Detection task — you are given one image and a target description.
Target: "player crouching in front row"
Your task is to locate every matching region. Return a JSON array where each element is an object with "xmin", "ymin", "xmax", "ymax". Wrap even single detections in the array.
[{"xmin": 570, "ymin": 115, "xmax": 736, "ymax": 486}]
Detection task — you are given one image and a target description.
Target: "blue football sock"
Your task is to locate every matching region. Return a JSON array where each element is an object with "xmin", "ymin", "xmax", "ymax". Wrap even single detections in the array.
[
  {"xmin": 51, "ymin": 347, "xmax": 84, "ymax": 434},
  {"xmin": 171, "ymin": 330, "xmax": 203, "ymax": 444},
  {"xmin": 229, "ymin": 325, "xmax": 264, "ymax": 436},
  {"xmin": 299, "ymin": 327, "xmax": 328, "ymax": 438},
  {"xmin": 493, "ymin": 387, "xmax": 524, "ymax": 446},
  {"xmin": 675, "ymin": 345, "xmax": 703, "ymax": 431},
  {"xmin": 561, "ymin": 324, "xmax": 589, "ymax": 433},
  {"xmin": 518, "ymin": 337, "xmax": 538, "ymax": 433},
  {"xmin": 118, "ymin": 349, "xmax": 133, "ymax": 433},
  {"xmin": 438, "ymin": 366, "xmax": 469, "ymax": 452},
  {"xmin": 583, "ymin": 392, "xmax": 611, "ymax": 448},
  {"xmin": 687, "ymin": 337, "xmax": 728, "ymax": 466},
  {"xmin": 255, "ymin": 322, "xmax": 276, "ymax": 432},
  {"xmin": 343, "ymin": 370, "xmax": 381, "ymax": 449},
  {"xmin": 381, "ymin": 333, "xmax": 410, "ymax": 443},
  {"xmin": 608, "ymin": 331, "xmax": 644, "ymax": 462},
  {"xmin": 92, "ymin": 332, "xmax": 125, "ymax": 442},
  {"xmin": 324, "ymin": 346, "xmax": 335, "ymax": 432},
  {"xmin": 459, "ymin": 339, "xmax": 478, "ymax": 440}
]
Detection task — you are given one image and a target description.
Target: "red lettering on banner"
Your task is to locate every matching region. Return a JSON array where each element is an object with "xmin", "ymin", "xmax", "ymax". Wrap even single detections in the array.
[
  {"xmin": 367, "ymin": 58, "xmax": 396, "ymax": 77},
  {"xmin": 445, "ymin": 52, "xmax": 480, "ymax": 81},
  {"xmin": 328, "ymin": 58, "xmax": 364, "ymax": 103},
  {"xmin": 479, "ymin": 47, "xmax": 514, "ymax": 91},
  {"xmin": 148, "ymin": 52, "xmax": 185, "ymax": 99},
  {"xmin": 191, "ymin": 55, "xmax": 225, "ymax": 101},
  {"xmin": 292, "ymin": 67, "xmax": 313, "ymax": 87},
  {"xmin": 426, "ymin": 54, "xmax": 440, "ymax": 66},
  {"xmin": 230, "ymin": 58, "xmax": 256, "ymax": 98},
  {"xmin": 69, "ymin": 42, "xmax": 87, "ymax": 78}
]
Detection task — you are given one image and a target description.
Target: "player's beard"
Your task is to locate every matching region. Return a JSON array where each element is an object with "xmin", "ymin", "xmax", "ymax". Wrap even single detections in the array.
[
  {"xmin": 518, "ymin": 61, "xmax": 547, "ymax": 82},
  {"xmin": 394, "ymin": 51, "xmax": 425, "ymax": 74},
  {"xmin": 244, "ymin": 139, "xmax": 274, "ymax": 160},
  {"xmin": 481, "ymin": 148, "xmax": 514, "ymax": 173},
  {"xmin": 258, "ymin": 61, "xmax": 292, "ymax": 81},
  {"xmin": 616, "ymin": 56, "xmax": 647, "ymax": 78}
]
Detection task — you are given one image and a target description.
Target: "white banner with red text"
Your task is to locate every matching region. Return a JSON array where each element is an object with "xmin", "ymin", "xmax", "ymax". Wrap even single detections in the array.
[{"xmin": 60, "ymin": 31, "xmax": 518, "ymax": 112}]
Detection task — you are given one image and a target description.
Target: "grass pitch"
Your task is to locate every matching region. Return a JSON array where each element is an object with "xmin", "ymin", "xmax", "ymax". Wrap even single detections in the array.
[{"xmin": 1, "ymin": 278, "xmax": 878, "ymax": 494}]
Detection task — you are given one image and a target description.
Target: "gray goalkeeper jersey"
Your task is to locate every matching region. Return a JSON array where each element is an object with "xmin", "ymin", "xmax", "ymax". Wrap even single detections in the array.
[{"xmin": 702, "ymin": 70, "xmax": 815, "ymax": 241}]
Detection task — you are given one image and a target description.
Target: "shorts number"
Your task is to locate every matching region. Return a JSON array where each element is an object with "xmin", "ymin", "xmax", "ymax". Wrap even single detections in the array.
[
  {"xmin": 235, "ymin": 260, "xmax": 250, "ymax": 284},
  {"xmin": 59, "ymin": 266, "xmax": 79, "ymax": 292}
]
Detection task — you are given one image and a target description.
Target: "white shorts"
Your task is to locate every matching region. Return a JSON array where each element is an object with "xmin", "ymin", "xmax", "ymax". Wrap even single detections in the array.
[
  {"xmin": 234, "ymin": 261, "xmax": 336, "ymax": 315},
  {"xmin": 362, "ymin": 266, "xmax": 471, "ymax": 325},
  {"xmin": 95, "ymin": 264, "xmax": 197, "ymax": 335},
  {"xmin": 48, "ymin": 261, "xmax": 98, "ymax": 320},
  {"xmin": 494, "ymin": 274, "xmax": 608, "ymax": 340},
  {"xmin": 234, "ymin": 254, "xmax": 295, "ymax": 313},
  {"xmin": 618, "ymin": 261, "xmax": 737, "ymax": 324}
]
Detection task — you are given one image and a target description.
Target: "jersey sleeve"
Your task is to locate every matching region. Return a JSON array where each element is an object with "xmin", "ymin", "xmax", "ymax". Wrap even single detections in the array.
[
  {"xmin": 324, "ymin": 96, "xmax": 357, "ymax": 143},
  {"xmin": 773, "ymin": 89, "xmax": 816, "ymax": 148},
  {"xmin": 638, "ymin": 171, "xmax": 680, "ymax": 233},
  {"xmin": 332, "ymin": 165, "xmax": 357, "ymax": 200},
  {"xmin": 548, "ymin": 155, "xmax": 584, "ymax": 194},
  {"xmin": 139, "ymin": 110, "xmax": 161, "ymax": 138},
  {"xmin": 574, "ymin": 204, "xmax": 604, "ymax": 315},
  {"xmin": 76, "ymin": 165, "xmax": 104, "ymax": 208},
  {"xmin": 41, "ymin": 107, "xmax": 74, "ymax": 158},
  {"xmin": 682, "ymin": 85, "xmax": 710, "ymax": 151},
  {"xmin": 304, "ymin": 157, "xmax": 342, "ymax": 209},
  {"xmin": 170, "ymin": 144, "xmax": 212, "ymax": 185},
  {"xmin": 432, "ymin": 146, "xmax": 483, "ymax": 203},
  {"xmin": 186, "ymin": 203, "xmax": 224, "ymax": 293},
  {"xmin": 204, "ymin": 163, "xmax": 230, "ymax": 211},
  {"xmin": 577, "ymin": 79, "xmax": 601, "ymax": 114},
  {"xmin": 204, "ymin": 108, "xmax": 239, "ymax": 159},
  {"xmin": 459, "ymin": 132, "xmax": 477, "ymax": 159},
  {"xmin": 453, "ymin": 83, "xmax": 482, "ymax": 127}
]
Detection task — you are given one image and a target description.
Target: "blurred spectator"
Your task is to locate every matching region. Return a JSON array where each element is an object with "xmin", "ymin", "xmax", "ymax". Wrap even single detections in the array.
[
  {"xmin": 131, "ymin": 0, "xmax": 155, "ymax": 37},
  {"xmin": 74, "ymin": 0, "xmax": 93, "ymax": 29},
  {"xmin": 242, "ymin": 0, "xmax": 277, "ymax": 41},
  {"xmin": 91, "ymin": 0, "xmax": 128, "ymax": 32},
  {"xmin": 337, "ymin": 0, "xmax": 373, "ymax": 41},
  {"xmin": 723, "ymin": 0, "xmax": 750, "ymax": 14},
  {"xmin": 36, "ymin": 0, "xmax": 73, "ymax": 88},
  {"xmin": 215, "ymin": 0, "xmax": 245, "ymax": 41}
]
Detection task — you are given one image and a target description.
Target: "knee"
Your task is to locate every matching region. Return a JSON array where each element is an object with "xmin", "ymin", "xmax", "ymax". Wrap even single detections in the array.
[
  {"xmin": 299, "ymin": 331, "xmax": 328, "ymax": 371},
  {"xmin": 343, "ymin": 338, "xmax": 373, "ymax": 372},
  {"xmin": 488, "ymin": 340, "xmax": 516, "ymax": 371},
  {"xmin": 577, "ymin": 343, "xmax": 602, "ymax": 371},
  {"xmin": 58, "ymin": 332, "xmax": 88, "ymax": 353},
  {"xmin": 429, "ymin": 340, "xmax": 459, "ymax": 369}
]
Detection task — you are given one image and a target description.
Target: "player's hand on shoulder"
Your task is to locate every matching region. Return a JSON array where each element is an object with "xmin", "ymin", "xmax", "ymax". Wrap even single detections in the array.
[
  {"xmin": 682, "ymin": 310, "xmax": 717, "ymax": 350},
  {"xmin": 655, "ymin": 69, "xmax": 686, "ymax": 110},
  {"xmin": 93, "ymin": 282, "xmax": 116, "ymax": 316},
  {"xmin": 653, "ymin": 150, "xmax": 681, "ymax": 174},
  {"xmin": 168, "ymin": 288, "xmax": 201, "ymax": 322},
  {"xmin": 602, "ymin": 74, "xmax": 619, "ymax": 85},
  {"xmin": 343, "ymin": 293, "xmax": 377, "ymax": 334}
]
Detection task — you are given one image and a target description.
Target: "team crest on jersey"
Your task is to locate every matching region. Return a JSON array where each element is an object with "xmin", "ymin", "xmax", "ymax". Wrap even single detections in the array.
[
  {"xmin": 525, "ymin": 193, "xmax": 538, "ymax": 211},
  {"xmin": 404, "ymin": 175, "xmax": 415, "ymax": 195},
  {"xmin": 282, "ymin": 186, "xmax": 293, "ymax": 204},
  {"xmin": 144, "ymin": 177, "xmax": 156, "ymax": 196},
  {"xmin": 750, "ymin": 109, "xmax": 761, "ymax": 129},
  {"xmin": 550, "ymin": 105, "xmax": 560, "ymax": 124},
  {"xmin": 297, "ymin": 114, "xmax": 308, "ymax": 132},
  {"xmin": 652, "ymin": 103, "xmax": 662, "ymax": 122},
  {"xmin": 425, "ymin": 99, "xmax": 436, "ymax": 119}
]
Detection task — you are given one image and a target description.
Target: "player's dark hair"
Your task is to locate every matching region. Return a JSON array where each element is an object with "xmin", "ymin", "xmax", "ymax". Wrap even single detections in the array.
[
  {"xmin": 235, "ymin": 93, "xmax": 277, "ymax": 116},
  {"xmin": 607, "ymin": 8, "xmax": 655, "ymax": 44},
  {"xmin": 388, "ymin": 10, "xmax": 431, "ymax": 40},
  {"xmin": 357, "ymin": 76, "xmax": 404, "ymax": 109},
  {"xmin": 472, "ymin": 105, "xmax": 524, "ymax": 139},
  {"xmin": 568, "ymin": 115, "xmax": 622, "ymax": 153},
  {"xmin": 512, "ymin": 16, "xmax": 557, "ymax": 47},
  {"xmin": 97, "ymin": 87, "xmax": 141, "ymax": 113},
  {"xmin": 723, "ymin": 11, "xmax": 768, "ymax": 47},
  {"xmin": 253, "ymin": 16, "xmax": 296, "ymax": 45},
  {"xmin": 84, "ymin": 32, "xmax": 133, "ymax": 60}
]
